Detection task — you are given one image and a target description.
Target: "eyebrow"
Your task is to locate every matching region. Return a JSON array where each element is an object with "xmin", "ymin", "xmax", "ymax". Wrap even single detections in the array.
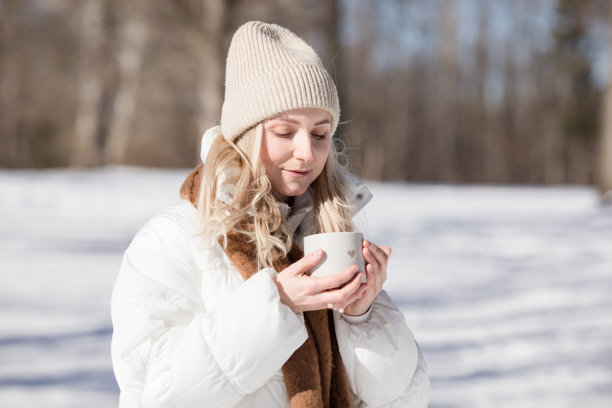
[{"xmin": 270, "ymin": 117, "xmax": 331, "ymax": 126}]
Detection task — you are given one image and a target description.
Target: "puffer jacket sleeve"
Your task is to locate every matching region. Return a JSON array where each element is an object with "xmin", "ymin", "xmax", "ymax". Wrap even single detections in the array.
[
  {"xmin": 334, "ymin": 291, "xmax": 431, "ymax": 407},
  {"xmin": 111, "ymin": 207, "xmax": 308, "ymax": 407}
]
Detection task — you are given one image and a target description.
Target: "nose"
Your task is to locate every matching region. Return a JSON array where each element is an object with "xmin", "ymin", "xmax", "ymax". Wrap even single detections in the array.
[{"xmin": 293, "ymin": 131, "xmax": 314, "ymax": 163}]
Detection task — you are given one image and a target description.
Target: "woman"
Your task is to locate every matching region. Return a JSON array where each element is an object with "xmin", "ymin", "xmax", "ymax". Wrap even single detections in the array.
[{"xmin": 111, "ymin": 21, "xmax": 430, "ymax": 407}]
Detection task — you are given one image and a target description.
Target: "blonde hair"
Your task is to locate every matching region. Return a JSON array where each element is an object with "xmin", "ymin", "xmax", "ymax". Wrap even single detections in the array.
[{"xmin": 197, "ymin": 123, "xmax": 353, "ymax": 268}]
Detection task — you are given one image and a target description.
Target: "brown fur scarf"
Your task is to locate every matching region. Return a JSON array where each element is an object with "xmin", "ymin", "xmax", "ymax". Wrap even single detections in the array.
[{"xmin": 180, "ymin": 165, "xmax": 353, "ymax": 408}]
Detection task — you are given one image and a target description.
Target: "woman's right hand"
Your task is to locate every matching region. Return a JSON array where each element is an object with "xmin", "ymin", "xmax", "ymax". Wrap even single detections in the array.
[{"xmin": 272, "ymin": 250, "xmax": 367, "ymax": 313}]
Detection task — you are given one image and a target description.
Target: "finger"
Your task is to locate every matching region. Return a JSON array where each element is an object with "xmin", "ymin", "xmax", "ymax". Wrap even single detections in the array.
[
  {"xmin": 317, "ymin": 273, "xmax": 363, "ymax": 310},
  {"xmin": 286, "ymin": 249, "xmax": 324, "ymax": 276},
  {"xmin": 363, "ymin": 246, "xmax": 380, "ymax": 269},
  {"xmin": 364, "ymin": 242, "xmax": 389, "ymax": 286},
  {"xmin": 369, "ymin": 244, "xmax": 388, "ymax": 284},
  {"xmin": 367, "ymin": 263, "xmax": 380, "ymax": 290},
  {"xmin": 316, "ymin": 272, "xmax": 364, "ymax": 307},
  {"xmin": 309, "ymin": 265, "xmax": 359, "ymax": 292},
  {"xmin": 364, "ymin": 263, "xmax": 376, "ymax": 291},
  {"xmin": 369, "ymin": 242, "xmax": 388, "ymax": 263},
  {"xmin": 338, "ymin": 282, "xmax": 367, "ymax": 310},
  {"xmin": 366, "ymin": 262, "xmax": 375, "ymax": 278},
  {"xmin": 364, "ymin": 241, "xmax": 388, "ymax": 266}
]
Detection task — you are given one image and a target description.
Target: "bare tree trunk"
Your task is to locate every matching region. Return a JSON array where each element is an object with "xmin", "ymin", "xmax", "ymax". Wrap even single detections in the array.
[
  {"xmin": 496, "ymin": 45, "xmax": 517, "ymax": 182},
  {"xmin": 70, "ymin": 0, "xmax": 104, "ymax": 167},
  {"xmin": 540, "ymin": 71, "xmax": 565, "ymax": 184},
  {"xmin": 309, "ymin": 0, "xmax": 353, "ymax": 169},
  {"xmin": 159, "ymin": 0, "xmax": 228, "ymax": 163},
  {"xmin": 359, "ymin": 2, "xmax": 385, "ymax": 181},
  {"xmin": 471, "ymin": 0, "xmax": 489, "ymax": 182},
  {"xmin": 104, "ymin": 0, "xmax": 150, "ymax": 164},
  {"xmin": 195, "ymin": 0, "xmax": 226, "ymax": 136},
  {"xmin": 599, "ymin": 95, "xmax": 612, "ymax": 201},
  {"xmin": 323, "ymin": 0, "xmax": 345, "ymax": 135},
  {"xmin": 436, "ymin": 0, "xmax": 459, "ymax": 182},
  {"xmin": 0, "ymin": 0, "xmax": 29, "ymax": 167},
  {"xmin": 597, "ymin": 5, "xmax": 612, "ymax": 203},
  {"xmin": 346, "ymin": 0, "xmax": 377, "ymax": 178}
]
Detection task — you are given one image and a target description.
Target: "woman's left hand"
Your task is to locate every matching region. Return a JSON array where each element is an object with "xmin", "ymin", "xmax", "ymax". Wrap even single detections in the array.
[{"xmin": 340, "ymin": 240, "xmax": 391, "ymax": 317}]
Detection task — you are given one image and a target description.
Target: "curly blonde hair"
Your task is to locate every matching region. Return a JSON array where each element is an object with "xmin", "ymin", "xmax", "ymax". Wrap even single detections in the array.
[{"xmin": 197, "ymin": 122, "xmax": 353, "ymax": 268}]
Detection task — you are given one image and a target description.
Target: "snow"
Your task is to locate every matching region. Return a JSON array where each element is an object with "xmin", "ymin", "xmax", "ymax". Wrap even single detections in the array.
[{"xmin": 1, "ymin": 167, "xmax": 611, "ymax": 408}]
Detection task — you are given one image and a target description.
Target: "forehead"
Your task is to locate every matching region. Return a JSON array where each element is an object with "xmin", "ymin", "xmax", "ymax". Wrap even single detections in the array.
[{"xmin": 267, "ymin": 108, "xmax": 331, "ymax": 124}]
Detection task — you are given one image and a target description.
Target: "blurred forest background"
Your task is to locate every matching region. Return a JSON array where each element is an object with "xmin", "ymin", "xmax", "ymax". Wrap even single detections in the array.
[{"xmin": 2, "ymin": 0, "xmax": 612, "ymax": 193}]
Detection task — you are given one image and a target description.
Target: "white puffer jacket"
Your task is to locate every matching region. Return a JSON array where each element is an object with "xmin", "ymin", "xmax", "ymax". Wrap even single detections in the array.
[{"xmin": 111, "ymin": 169, "xmax": 430, "ymax": 408}]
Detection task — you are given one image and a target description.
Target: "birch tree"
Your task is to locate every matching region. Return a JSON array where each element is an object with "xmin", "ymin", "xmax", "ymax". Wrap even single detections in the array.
[
  {"xmin": 165, "ymin": 0, "xmax": 228, "ymax": 152},
  {"xmin": 0, "ymin": 0, "xmax": 29, "ymax": 167},
  {"xmin": 597, "ymin": 4, "xmax": 612, "ymax": 203},
  {"xmin": 104, "ymin": 0, "xmax": 150, "ymax": 164},
  {"xmin": 436, "ymin": 0, "xmax": 460, "ymax": 181},
  {"xmin": 70, "ymin": 0, "xmax": 105, "ymax": 166}
]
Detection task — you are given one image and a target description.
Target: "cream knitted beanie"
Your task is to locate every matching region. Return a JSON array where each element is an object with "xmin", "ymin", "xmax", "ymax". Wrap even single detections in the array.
[{"xmin": 220, "ymin": 21, "xmax": 340, "ymax": 142}]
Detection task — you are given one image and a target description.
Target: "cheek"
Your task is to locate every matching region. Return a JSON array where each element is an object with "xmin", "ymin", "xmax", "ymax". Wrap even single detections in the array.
[
  {"xmin": 262, "ymin": 136, "xmax": 290, "ymax": 164},
  {"xmin": 312, "ymin": 144, "xmax": 330, "ymax": 175},
  {"xmin": 315, "ymin": 144, "xmax": 330, "ymax": 165},
  {"xmin": 260, "ymin": 139, "xmax": 281, "ymax": 171}
]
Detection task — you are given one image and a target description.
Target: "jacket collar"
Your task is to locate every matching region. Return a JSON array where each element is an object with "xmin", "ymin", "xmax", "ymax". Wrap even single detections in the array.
[{"xmin": 278, "ymin": 189, "xmax": 314, "ymax": 235}]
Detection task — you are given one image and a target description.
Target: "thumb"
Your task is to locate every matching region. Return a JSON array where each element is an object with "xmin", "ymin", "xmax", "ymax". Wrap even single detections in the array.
[{"xmin": 284, "ymin": 249, "xmax": 324, "ymax": 276}]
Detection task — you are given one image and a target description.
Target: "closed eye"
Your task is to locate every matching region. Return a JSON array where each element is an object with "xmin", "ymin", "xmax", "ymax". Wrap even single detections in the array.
[{"xmin": 272, "ymin": 131, "xmax": 293, "ymax": 137}]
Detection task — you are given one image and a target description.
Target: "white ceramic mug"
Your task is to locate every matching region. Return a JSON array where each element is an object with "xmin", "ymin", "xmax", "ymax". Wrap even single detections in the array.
[{"xmin": 303, "ymin": 232, "xmax": 366, "ymax": 283}]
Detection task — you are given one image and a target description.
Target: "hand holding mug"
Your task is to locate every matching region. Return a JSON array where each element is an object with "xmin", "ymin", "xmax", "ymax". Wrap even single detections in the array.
[
  {"xmin": 341, "ymin": 240, "xmax": 391, "ymax": 317},
  {"xmin": 272, "ymin": 250, "xmax": 366, "ymax": 314}
]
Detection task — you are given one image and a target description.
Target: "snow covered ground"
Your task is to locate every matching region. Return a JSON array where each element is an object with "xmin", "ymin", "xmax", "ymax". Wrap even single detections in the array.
[{"xmin": 0, "ymin": 167, "xmax": 611, "ymax": 408}]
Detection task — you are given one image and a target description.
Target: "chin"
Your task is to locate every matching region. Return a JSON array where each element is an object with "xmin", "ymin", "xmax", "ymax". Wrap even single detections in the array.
[{"xmin": 280, "ymin": 185, "xmax": 309, "ymax": 198}]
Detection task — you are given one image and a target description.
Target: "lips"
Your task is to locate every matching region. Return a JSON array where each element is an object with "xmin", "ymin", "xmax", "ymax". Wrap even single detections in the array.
[{"xmin": 284, "ymin": 169, "xmax": 311, "ymax": 177}]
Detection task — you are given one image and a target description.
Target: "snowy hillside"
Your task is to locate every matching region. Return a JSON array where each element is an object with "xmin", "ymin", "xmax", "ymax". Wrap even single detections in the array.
[{"xmin": 1, "ymin": 167, "xmax": 611, "ymax": 408}]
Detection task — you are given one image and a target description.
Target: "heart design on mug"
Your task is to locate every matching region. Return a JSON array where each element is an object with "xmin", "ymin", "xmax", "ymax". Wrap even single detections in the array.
[{"xmin": 347, "ymin": 250, "xmax": 356, "ymax": 258}]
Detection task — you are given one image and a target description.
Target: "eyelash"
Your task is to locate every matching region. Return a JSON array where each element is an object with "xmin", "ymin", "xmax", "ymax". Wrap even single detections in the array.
[{"xmin": 274, "ymin": 131, "xmax": 326, "ymax": 140}]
